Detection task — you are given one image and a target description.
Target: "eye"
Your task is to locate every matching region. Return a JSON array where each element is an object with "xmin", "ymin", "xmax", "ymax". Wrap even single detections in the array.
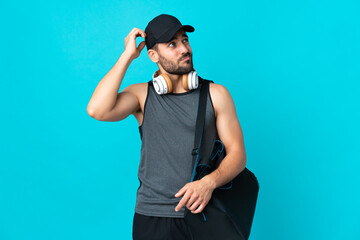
[{"xmin": 168, "ymin": 39, "xmax": 189, "ymax": 47}]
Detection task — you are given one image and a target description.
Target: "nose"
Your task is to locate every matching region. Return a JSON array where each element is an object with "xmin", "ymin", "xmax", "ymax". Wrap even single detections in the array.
[{"xmin": 178, "ymin": 42, "xmax": 190, "ymax": 55}]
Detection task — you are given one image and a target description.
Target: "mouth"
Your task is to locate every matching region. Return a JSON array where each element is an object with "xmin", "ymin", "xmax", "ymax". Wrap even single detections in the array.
[{"xmin": 181, "ymin": 56, "xmax": 190, "ymax": 61}]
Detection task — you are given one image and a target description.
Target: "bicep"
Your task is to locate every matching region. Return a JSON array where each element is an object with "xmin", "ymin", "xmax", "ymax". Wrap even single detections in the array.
[
  {"xmin": 99, "ymin": 85, "xmax": 140, "ymax": 122},
  {"xmin": 212, "ymin": 84, "xmax": 245, "ymax": 155}
]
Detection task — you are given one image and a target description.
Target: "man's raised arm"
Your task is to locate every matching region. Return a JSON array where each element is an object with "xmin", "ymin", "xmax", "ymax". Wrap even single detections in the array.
[{"xmin": 87, "ymin": 28, "xmax": 147, "ymax": 121}]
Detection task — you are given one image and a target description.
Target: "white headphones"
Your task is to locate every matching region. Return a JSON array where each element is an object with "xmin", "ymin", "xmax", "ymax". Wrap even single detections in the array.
[{"xmin": 152, "ymin": 69, "xmax": 199, "ymax": 95}]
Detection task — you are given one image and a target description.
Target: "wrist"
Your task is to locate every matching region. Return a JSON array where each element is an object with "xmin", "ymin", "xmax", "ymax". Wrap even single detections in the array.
[
  {"xmin": 202, "ymin": 171, "xmax": 218, "ymax": 190},
  {"xmin": 121, "ymin": 51, "xmax": 134, "ymax": 61}
]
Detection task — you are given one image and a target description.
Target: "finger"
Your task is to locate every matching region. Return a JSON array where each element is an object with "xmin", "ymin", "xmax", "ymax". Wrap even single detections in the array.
[
  {"xmin": 189, "ymin": 198, "xmax": 202, "ymax": 211},
  {"xmin": 129, "ymin": 28, "xmax": 146, "ymax": 38},
  {"xmin": 175, "ymin": 191, "xmax": 190, "ymax": 212},
  {"xmin": 175, "ymin": 193, "xmax": 188, "ymax": 211},
  {"xmin": 186, "ymin": 194, "xmax": 200, "ymax": 209},
  {"xmin": 175, "ymin": 185, "xmax": 188, "ymax": 197},
  {"xmin": 129, "ymin": 30, "xmax": 141, "ymax": 40},
  {"xmin": 140, "ymin": 30, "xmax": 146, "ymax": 38},
  {"xmin": 192, "ymin": 201, "xmax": 207, "ymax": 214},
  {"xmin": 137, "ymin": 41, "xmax": 146, "ymax": 51},
  {"xmin": 131, "ymin": 27, "xmax": 142, "ymax": 33},
  {"xmin": 133, "ymin": 29, "xmax": 146, "ymax": 39},
  {"xmin": 128, "ymin": 28, "xmax": 138, "ymax": 37},
  {"xmin": 136, "ymin": 28, "xmax": 146, "ymax": 38}
]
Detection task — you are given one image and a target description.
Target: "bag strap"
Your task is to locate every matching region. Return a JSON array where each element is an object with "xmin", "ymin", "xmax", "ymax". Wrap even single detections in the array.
[
  {"xmin": 190, "ymin": 77, "xmax": 210, "ymax": 182},
  {"xmin": 188, "ymin": 77, "xmax": 217, "ymax": 221}
]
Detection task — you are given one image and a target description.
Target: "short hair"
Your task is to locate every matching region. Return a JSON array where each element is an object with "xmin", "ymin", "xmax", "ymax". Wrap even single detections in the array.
[{"xmin": 152, "ymin": 43, "xmax": 159, "ymax": 52}]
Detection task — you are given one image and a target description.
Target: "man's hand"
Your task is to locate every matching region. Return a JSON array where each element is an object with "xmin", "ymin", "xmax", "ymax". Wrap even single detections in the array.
[
  {"xmin": 174, "ymin": 177, "xmax": 216, "ymax": 214},
  {"xmin": 124, "ymin": 27, "xmax": 147, "ymax": 60}
]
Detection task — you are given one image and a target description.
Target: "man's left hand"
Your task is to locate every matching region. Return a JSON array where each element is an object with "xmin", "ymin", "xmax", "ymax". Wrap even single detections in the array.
[{"xmin": 174, "ymin": 177, "xmax": 216, "ymax": 214}]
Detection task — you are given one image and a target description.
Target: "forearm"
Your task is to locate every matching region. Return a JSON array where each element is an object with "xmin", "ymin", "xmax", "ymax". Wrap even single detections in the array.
[
  {"xmin": 87, "ymin": 51, "xmax": 134, "ymax": 117},
  {"xmin": 202, "ymin": 150, "xmax": 246, "ymax": 190}
]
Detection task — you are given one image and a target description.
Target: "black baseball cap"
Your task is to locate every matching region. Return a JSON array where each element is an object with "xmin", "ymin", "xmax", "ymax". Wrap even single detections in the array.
[{"xmin": 145, "ymin": 14, "xmax": 195, "ymax": 50}]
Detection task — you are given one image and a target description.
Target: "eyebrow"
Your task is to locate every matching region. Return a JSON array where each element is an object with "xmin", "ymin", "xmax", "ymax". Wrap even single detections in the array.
[{"xmin": 169, "ymin": 33, "xmax": 188, "ymax": 42}]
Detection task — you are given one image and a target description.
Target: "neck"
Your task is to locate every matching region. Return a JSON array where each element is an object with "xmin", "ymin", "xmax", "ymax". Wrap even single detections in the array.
[
  {"xmin": 157, "ymin": 66, "xmax": 196, "ymax": 93},
  {"xmin": 158, "ymin": 69, "xmax": 187, "ymax": 93}
]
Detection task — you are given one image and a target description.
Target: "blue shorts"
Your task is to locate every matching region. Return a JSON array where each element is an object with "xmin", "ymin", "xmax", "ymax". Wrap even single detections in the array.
[{"xmin": 132, "ymin": 212, "xmax": 193, "ymax": 240}]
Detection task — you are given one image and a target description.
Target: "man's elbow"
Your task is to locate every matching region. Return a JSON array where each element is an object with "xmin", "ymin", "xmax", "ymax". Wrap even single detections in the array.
[{"xmin": 87, "ymin": 107, "xmax": 103, "ymax": 121}]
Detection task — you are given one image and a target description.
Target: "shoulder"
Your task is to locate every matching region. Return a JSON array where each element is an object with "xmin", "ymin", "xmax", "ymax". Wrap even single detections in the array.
[
  {"xmin": 208, "ymin": 82, "xmax": 234, "ymax": 119},
  {"xmin": 122, "ymin": 82, "xmax": 148, "ymax": 93},
  {"xmin": 122, "ymin": 82, "xmax": 149, "ymax": 99},
  {"xmin": 209, "ymin": 82, "xmax": 230, "ymax": 96}
]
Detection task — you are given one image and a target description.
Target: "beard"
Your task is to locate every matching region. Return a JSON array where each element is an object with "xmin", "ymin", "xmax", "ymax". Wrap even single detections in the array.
[{"xmin": 158, "ymin": 53, "xmax": 194, "ymax": 75}]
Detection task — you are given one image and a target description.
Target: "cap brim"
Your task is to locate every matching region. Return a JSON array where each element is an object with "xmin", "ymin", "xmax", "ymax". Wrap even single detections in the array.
[
  {"xmin": 157, "ymin": 25, "xmax": 195, "ymax": 43},
  {"xmin": 182, "ymin": 25, "xmax": 195, "ymax": 32}
]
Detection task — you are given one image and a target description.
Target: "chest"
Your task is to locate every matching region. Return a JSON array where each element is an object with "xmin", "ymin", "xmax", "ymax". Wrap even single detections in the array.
[{"xmin": 133, "ymin": 82, "xmax": 218, "ymax": 127}]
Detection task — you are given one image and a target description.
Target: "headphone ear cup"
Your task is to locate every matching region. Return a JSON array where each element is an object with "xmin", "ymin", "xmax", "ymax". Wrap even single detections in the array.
[
  {"xmin": 152, "ymin": 70, "xmax": 172, "ymax": 94},
  {"xmin": 188, "ymin": 70, "xmax": 199, "ymax": 90},
  {"xmin": 182, "ymin": 73, "xmax": 189, "ymax": 90},
  {"xmin": 161, "ymin": 73, "xmax": 173, "ymax": 93}
]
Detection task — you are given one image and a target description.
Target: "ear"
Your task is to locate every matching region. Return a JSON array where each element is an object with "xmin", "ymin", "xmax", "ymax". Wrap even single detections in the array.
[{"xmin": 148, "ymin": 49, "xmax": 159, "ymax": 63}]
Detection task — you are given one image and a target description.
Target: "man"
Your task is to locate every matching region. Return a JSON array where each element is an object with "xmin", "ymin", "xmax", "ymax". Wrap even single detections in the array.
[{"xmin": 87, "ymin": 14, "xmax": 246, "ymax": 240}]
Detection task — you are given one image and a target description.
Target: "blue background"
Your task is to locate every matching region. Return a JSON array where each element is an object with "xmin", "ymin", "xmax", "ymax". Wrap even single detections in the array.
[{"xmin": 1, "ymin": 0, "xmax": 359, "ymax": 239}]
